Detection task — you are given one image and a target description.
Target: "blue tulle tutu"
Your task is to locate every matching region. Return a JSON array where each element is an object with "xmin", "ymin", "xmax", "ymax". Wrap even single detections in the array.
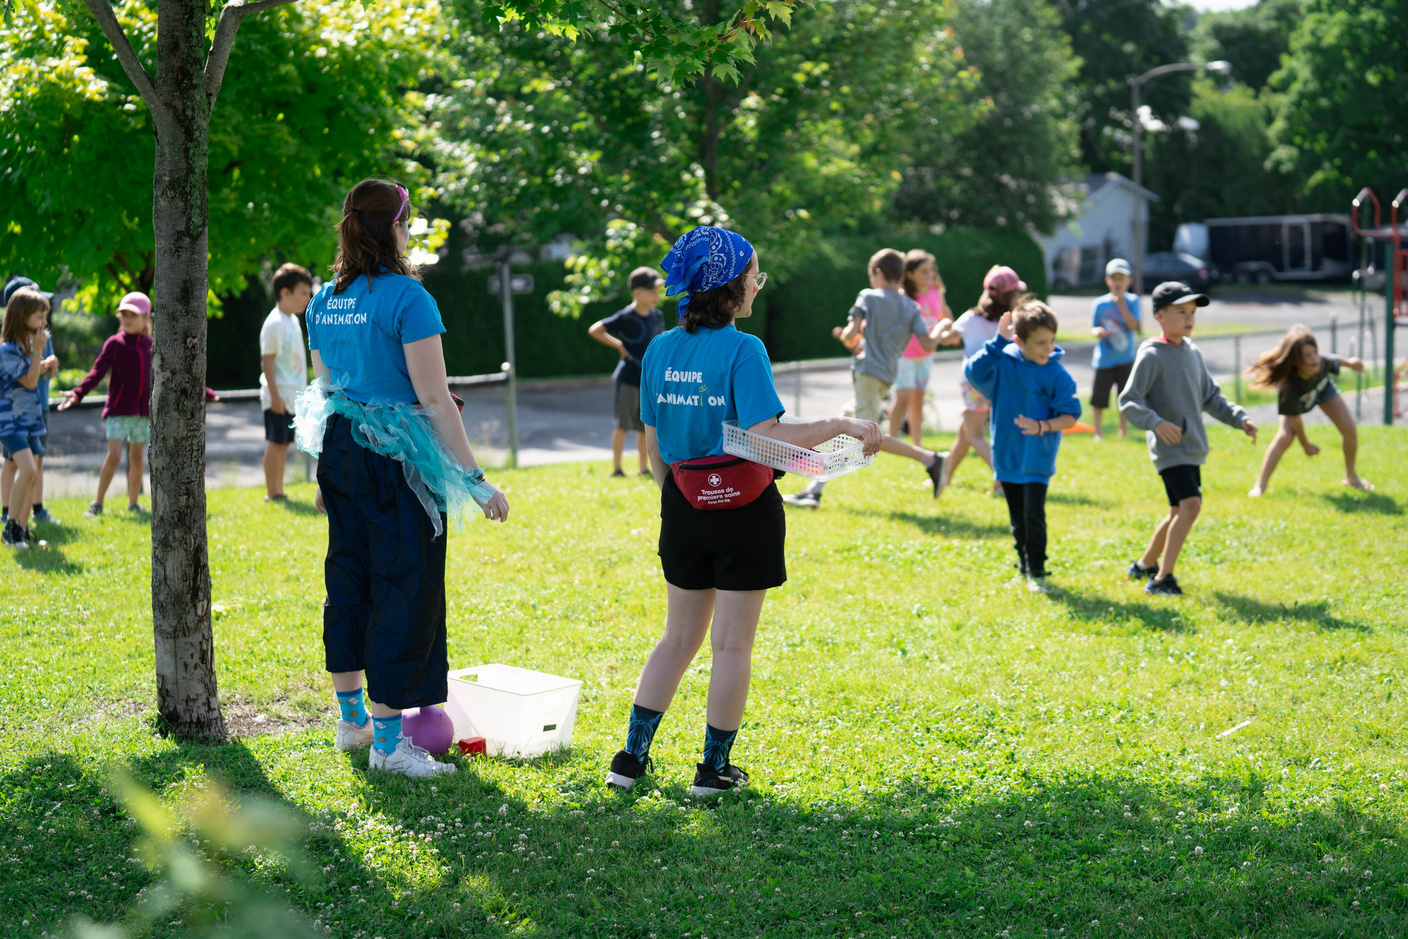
[{"xmin": 293, "ymin": 380, "xmax": 497, "ymax": 537}]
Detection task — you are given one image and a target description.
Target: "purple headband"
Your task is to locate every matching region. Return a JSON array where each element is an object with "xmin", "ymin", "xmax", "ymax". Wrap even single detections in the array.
[{"xmin": 393, "ymin": 185, "xmax": 409, "ymax": 224}]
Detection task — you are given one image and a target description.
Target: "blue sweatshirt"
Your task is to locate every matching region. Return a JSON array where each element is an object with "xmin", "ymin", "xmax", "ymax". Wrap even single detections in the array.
[{"xmin": 964, "ymin": 335, "xmax": 1082, "ymax": 484}]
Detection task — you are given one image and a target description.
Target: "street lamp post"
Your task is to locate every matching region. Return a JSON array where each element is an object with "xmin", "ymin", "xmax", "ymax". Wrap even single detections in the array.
[{"xmin": 1129, "ymin": 60, "xmax": 1231, "ymax": 293}]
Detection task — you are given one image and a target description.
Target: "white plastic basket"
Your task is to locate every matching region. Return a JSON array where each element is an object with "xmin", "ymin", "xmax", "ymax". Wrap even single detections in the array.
[
  {"xmin": 444, "ymin": 664, "xmax": 582, "ymax": 758},
  {"xmin": 721, "ymin": 417, "xmax": 874, "ymax": 481}
]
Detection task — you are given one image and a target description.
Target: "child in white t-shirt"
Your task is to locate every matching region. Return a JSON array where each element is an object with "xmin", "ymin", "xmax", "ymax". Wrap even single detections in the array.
[
  {"xmin": 932, "ymin": 265, "xmax": 1025, "ymax": 494},
  {"xmin": 260, "ymin": 263, "xmax": 313, "ymax": 501}
]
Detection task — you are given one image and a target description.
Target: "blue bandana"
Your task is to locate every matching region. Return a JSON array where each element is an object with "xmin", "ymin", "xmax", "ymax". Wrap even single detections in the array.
[{"xmin": 660, "ymin": 226, "xmax": 754, "ymax": 317}]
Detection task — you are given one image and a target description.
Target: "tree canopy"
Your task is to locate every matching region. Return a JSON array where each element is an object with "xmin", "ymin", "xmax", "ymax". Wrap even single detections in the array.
[
  {"xmin": 432, "ymin": 0, "xmax": 978, "ymax": 315},
  {"xmin": 0, "ymin": 0, "xmax": 440, "ymax": 307},
  {"xmin": 893, "ymin": 0, "xmax": 1082, "ymax": 235},
  {"xmin": 1269, "ymin": 0, "xmax": 1408, "ymax": 205}
]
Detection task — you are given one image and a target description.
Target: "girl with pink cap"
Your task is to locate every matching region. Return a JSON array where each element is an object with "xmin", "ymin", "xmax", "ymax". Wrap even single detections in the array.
[{"xmin": 59, "ymin": 291, "xmax": 154, "ymax": 516}]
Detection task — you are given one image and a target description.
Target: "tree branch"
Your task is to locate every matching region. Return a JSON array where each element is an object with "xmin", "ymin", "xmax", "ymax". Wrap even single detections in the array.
[
  {"xmin": 206, "ymin": 0, "xmax": 301, "ymax": 109},
  {"xmin": 80, "ymin": 0, "xmax": 165, "ymax": 121}
]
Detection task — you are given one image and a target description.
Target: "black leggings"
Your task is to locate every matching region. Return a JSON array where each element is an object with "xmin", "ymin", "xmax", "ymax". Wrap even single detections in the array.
[{"xmin": 1001, "ymin": 481, "xmax": 1049, "ymax": 577}]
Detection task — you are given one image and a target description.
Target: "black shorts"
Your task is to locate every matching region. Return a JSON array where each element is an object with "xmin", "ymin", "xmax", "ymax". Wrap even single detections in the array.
[
  {"xmin": 658, "ymin": 473, "xmax": 787, "ymax": 591},
  {"xmin": 1091, "ymin": 362, "xmax": 1134, "ymax": 409},
  {"xmin": 264, "ymin": 408, "xmax": 296, "ymax": 444},
  {"xmin": 1159, "ymin": 464, "xmax": 1202, "ymax": 506}
]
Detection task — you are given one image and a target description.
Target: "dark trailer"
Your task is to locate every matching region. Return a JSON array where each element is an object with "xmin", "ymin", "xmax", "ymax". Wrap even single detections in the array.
[{"xmin": 1205, "ymin": 214, "xmax": 1353, "ymax": 283}]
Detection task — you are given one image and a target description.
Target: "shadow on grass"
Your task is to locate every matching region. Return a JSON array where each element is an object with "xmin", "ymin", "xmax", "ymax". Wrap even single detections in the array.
[
  {"xmin": 273, "ymin": 499, "xmax": 324, "ymax": 518},
  {"xmin": 1321, "ymin": 490, "xmax": 1401, "ymax": 515},
  {"xmin": 1045, "ymin": 491, "xmax": 1104, "ymax": 507},
  {"xmin": 14, "ymin": 544, "xmax": 84, "ymax": 575},
  {"xmin": 885, "ymin": 511, "xmax": 1011, "ymax": 540},
  {"xmin": 1212, "ymin": 591, "xmax": 1370, "ymax": 632},
  {"xmin": 1050, "ymin": 587, "xmax": 1191, "ymax": 632},
  {"xmin": 9, "ymin": 738, "xmax": 1408, "ymax": 938}
]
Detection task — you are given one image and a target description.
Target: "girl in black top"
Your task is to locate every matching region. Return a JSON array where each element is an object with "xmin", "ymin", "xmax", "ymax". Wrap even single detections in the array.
[{"xmin": 1246, "ymin": 325, "xmax": 1371, "ymax": 496}]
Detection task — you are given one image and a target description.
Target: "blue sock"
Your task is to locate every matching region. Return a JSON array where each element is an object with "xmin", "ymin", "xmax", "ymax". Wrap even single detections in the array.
[
  {"xmin": 624, "ymin": 703, "xmax": 664, "ymax": 759},
  {"xmin": 335, "ymin": 688, "xmax": 368, "ymax": 727},
  {"xmin": 372, "ymin": 715, "xmax": 402, "ymax": 756},
  {"xmin": 702, "ymin": 723, "xmax": 739, "ymax": 773}
]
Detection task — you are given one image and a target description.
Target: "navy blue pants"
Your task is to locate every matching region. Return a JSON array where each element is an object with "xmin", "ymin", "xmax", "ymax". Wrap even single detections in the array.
[{"xmin": 319, "ymin": 414, "xmax": 448, "ymax": 710}]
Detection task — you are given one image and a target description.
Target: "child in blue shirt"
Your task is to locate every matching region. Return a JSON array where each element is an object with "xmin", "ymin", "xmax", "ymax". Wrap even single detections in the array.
[
  {"xmin": 964, "ymin": 298, "xmax": 1082, "ymax": 594},
  {"xmin": 1089, "ymin": 258, "xmax": 1141, "ymax": 440}
]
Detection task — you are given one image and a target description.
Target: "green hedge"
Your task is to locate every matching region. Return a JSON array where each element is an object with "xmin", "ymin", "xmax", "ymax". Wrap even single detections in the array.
[{"xmin": 205, "ymin": 225, "xmax": 1046, "ymax": 386}]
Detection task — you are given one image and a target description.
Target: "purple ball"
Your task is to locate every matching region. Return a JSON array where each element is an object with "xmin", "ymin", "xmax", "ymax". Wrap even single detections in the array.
[{"xmin": 401, "ymin": 705, "xmax": 455, "ymax": 756}]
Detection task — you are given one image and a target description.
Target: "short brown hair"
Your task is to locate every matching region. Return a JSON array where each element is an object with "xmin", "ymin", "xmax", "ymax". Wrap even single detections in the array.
[
  {"xmin": 1, "ymin": 287, "xmax": 49, "ymax": 346},
  {"xmin": 272, "ymin": 262, "xmax": 313, "ymax": 300},
  {"xmin": 868, "ymin": 248, "xmax": 905, "ymax": 284},
  {"xmin": 1012, "ymin": 295, "xmax": 1058, "ymax": 340}
]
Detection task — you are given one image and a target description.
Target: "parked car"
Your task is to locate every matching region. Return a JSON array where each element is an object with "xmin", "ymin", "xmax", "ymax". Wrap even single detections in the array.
[{"xmin": 1140, "ymin": 252, "xmax": 1219, "ymax": 292}]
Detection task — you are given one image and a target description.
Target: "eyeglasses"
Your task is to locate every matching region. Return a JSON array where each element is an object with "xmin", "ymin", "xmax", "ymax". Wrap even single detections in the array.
[{"xmin": 752, "ymin": 272, "xmax": 769, "ymax": 289}]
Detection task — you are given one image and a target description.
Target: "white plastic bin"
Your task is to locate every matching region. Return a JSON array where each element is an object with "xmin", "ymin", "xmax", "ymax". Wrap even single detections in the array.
[{"xmin": 444, "ymin": 664, "xmax": 583, "ymax": 758}]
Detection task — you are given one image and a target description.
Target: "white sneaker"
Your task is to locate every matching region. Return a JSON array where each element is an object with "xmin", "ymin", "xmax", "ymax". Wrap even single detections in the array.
[
  {"xmin": 335, "ymin": 719, "xmax": 374, "ymax": 751},
  {"xmin": 368, "ymin": 738, "xmax": 457, "ymax": 778}
]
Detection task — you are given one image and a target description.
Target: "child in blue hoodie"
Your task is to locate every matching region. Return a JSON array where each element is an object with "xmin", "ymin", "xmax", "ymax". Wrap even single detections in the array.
[{"xmin": 964, "ymin": 298, "xmax": 1081, "ymax": 594}]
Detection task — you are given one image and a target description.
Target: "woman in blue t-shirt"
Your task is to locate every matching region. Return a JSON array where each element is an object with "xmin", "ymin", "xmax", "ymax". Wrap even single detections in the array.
[
  {"xmin": 605, "ymin": 226, "xmax": 881, "ymax": 797},
  {"xmin": 298, "ymin": 178, "xmax": 509, "ymax": 779}
]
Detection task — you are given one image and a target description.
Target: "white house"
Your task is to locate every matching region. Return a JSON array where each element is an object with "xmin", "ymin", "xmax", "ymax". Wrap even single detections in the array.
[{"xmin": 1036, "ymin": 173, "xmax": 1159, "ymax": 290}]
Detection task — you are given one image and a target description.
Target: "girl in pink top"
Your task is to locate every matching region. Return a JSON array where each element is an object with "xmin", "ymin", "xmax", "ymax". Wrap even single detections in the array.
[{"xmin": 889, "ymin": 250, "xmax": 952, "ymax": 446}]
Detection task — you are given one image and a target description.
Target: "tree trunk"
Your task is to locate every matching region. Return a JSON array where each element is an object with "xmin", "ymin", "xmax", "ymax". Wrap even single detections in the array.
[{"xmin": 149, "ymin": 0, "xmax": 225, "ymax": 739}]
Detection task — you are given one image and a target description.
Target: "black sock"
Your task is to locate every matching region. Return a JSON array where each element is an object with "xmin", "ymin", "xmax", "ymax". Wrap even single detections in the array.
[
  {"xmin": 625, "ymin": 704, "xmax": 664, "ymax": 759},
  {"xmin": 31, "ymin": 503, "xmax": 42, "ymax": 512},
  {"xmin": 702, "ymin": 723, "xmax": 739, "ymax": 772}
]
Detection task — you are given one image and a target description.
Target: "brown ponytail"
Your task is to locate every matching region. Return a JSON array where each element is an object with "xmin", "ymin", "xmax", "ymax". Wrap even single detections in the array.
[{"xmin": 332, "ymin": 178, "xmax": 418, "ymax": 293}]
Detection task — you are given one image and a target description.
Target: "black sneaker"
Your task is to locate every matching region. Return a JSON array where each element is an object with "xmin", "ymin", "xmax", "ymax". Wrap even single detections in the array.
[
  {"xmin": 691, "ymin": 762, "xmax": 749, "ymax": 798},
  {"xmin": 606, "ymin": 750, "xmax": 653, "ymax": 790},
  {"xmin": 926, "ymin": 452, "xmax": 948, "ymax": 498},
  {"xmin": 83, "ymin": 502, "xmax": 103, "ymax": 518},
  {"xmin": 781, "ymin": 491, "xmax": 821, "ymax": 509},
  {"xmin": 610, "ymin": 469, "xmax": 626, "ymax": 478},
  {"xmin": 1128, "ymin": 560, "xmax": 1158, "ymax": 580},
  {"xmin": 1, "ymin": 518, "xmax": 29, "ymax": 551},
  {"xmin": 1145, "ymin": 575, "xmax": 1183, "ymax": 596}
]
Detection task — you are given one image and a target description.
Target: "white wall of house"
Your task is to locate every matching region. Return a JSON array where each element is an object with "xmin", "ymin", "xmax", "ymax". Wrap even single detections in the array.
[{"xmin": 1035, "ymin": 174, "xmax": 1158, "ymax": 290}]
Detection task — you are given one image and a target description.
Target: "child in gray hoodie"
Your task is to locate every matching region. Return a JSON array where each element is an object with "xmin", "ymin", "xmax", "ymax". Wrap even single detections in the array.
[{"xmin": 1119, "ymin": 282, "xmax": 1257, "ymax": 596}]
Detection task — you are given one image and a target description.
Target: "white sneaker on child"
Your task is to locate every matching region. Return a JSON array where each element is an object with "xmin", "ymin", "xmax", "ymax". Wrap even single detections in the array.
[
  {"xmin": 369, "ymin": 738, "xmax": 457, "ymax": 778},
  {"xmin": 335, "ymin": 719, "xmax": 374, "ymax": 751}
]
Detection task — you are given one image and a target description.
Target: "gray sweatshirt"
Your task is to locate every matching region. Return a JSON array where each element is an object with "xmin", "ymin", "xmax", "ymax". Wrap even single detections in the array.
[{"xmin": 1118, "ymin": 336, "xmax": 1248, "ymax": 471}]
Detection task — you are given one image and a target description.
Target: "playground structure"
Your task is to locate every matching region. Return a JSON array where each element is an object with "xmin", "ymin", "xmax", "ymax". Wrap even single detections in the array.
[{"xmin": 1349, "ymin": 187, "xmax": 1408, "ymax": 424}]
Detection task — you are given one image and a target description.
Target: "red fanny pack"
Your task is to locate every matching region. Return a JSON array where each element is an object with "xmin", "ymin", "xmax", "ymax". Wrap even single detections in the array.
[{"xmin": 669, "ymin": 455, "xmax": 777, "ymax": 511}]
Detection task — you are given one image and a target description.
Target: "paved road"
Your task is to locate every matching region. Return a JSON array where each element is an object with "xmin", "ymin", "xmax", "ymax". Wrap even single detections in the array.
[{"xmin": 32, "ymin": 287, "xmax": 1397, "ymax": 497}]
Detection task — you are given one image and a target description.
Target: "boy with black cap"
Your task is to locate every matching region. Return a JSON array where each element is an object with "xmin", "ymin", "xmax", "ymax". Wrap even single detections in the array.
[
  {"xmin": 1119, "ymin": 281, "xmax": 1257, "ymax": 596},
  {"xmin": 589, "ymin": 267, "xmax": 665, "ymax": 476}
]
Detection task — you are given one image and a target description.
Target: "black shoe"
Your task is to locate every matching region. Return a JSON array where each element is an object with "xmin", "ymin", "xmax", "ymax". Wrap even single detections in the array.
[
  {"xmin": 691, "ymin": 762, "xmax": 749, "ymax": 798},
  {"xmin": 1, "ymin": 518, "xmax": 28, "ymax": 550},
  {"xmin": 1128, "ymin": 560, "xmax": 1158, "ymax": 580},
  {"xmin": 899, "ymin": 416, "xmax": 910, "ymax": 436},
  {"xmin": 606, "ymin": 750, "xmax": 653, "ymax": 790},
  {"xmin": 926, "ymin": 452, "xmax": 948, "ymax": 498},
  {"xmin": 1145, "ymin": 574, "xmax": 1183, "ymax": 596},
  {"xmin": 610, "ymin": 469, "xmax": 626, "ymax": 478}
]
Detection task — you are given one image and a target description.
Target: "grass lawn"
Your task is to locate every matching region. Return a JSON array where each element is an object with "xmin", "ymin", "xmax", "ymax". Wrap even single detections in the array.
[{"xmin": 2, "ymin": 426, "xmax": 1407, "ymax": 937}]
